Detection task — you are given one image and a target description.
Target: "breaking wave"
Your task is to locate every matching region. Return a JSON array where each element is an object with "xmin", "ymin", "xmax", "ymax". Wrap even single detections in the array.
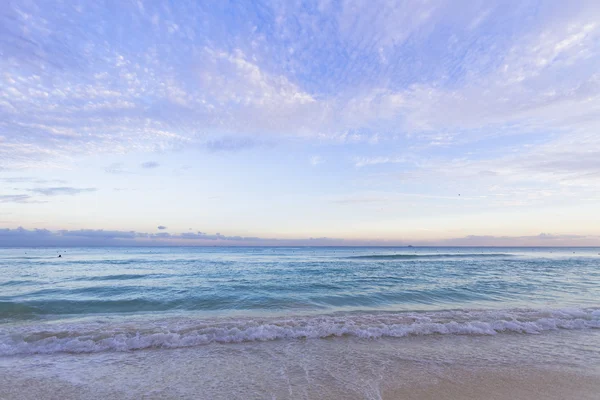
[{"xmin": 1, "ymin": 308, "xmax": 598, "ymax": 355}]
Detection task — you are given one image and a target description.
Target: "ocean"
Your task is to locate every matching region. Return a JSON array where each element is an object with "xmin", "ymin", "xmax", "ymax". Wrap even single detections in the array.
[{"xmin": 1, "ymin": 247, "xmax": 599, "ymax": 399}]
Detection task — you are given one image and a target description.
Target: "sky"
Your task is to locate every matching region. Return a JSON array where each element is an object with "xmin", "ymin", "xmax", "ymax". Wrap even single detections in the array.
[{"xmin": 1, "ymin": 0, "xmax": 600, "ymax": 246}]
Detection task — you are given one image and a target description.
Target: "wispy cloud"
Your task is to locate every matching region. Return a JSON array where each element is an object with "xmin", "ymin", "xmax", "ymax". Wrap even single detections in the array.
[
  {"xmin": 309, "ymin": 155, "xmax": 324, "ymax": 166},
  {"xmin": 353, "ymin": 156, "xmax": 410, "ymax": 168},
  {"xmin": 140, "ymin": 161, "xmax": 160, "ymax": 169},
  {"xmin": 0, "ymin": 195, "xmax": 36, "ymax": 204},
  {"xmin": 0, "ymin": 177, "xmax": 67, "ymax": 184},
  {"xmin": 29, "ymin": 187, "xmax": 97, "ymax": 196},
  {"xmin": 1, "ymin": 183, "xmax": 95, "ymax": 203},
  {"xmin": 2, "ymin": 0, "xmax": 599, "ymax": 174},
  {"xmin": 332, "ymin": 196, "xmax": 388, "ymax": 205},
  {"xmin": 105, "ymin": 163, "xmax": 129, "ymax": 174},
  {"xmin": 204, "ymin": 137, "xmax": 263, "ymax": 152}
]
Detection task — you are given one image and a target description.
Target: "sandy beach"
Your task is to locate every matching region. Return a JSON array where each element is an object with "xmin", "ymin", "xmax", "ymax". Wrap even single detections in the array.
[
  {"xmin": 2, "ymin": 328, "xmax": 598, "ymax": 399},
  {"xmin": 2, "ymin": 366, "xmax": 598, "ymax": 400}
]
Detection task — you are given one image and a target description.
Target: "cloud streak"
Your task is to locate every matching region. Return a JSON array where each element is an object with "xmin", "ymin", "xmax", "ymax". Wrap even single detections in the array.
[
  {"xmin": 29, "ymin": 187, "xmax": 97, "ymax": 196},
  {"xmin": 141, "ymin": 161, "xmax": 160, "ymax": 169},
  {"xmin": 0, "ymin": 195, "xmax": 36, "ymax": 204},
  {"xmin": 204, "ymin": 137, "xmax": 264, "ymax": 152},
  {"xmin": 0, "ymin": 177, "xmax": 67, "ymax": 184}
]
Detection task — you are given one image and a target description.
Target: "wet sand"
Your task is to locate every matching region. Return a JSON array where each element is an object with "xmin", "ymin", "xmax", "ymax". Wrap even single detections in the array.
[
  {"xmin": 384, "ymin": 368, "xmax": 599, "ymax": 400},
  {"xmin": 1, "ymin": 329, "xmax": 599, "ymax": 399},
  {"xmin": 2, "ymin": 362, "xmax": 598, "ymax": 399}
]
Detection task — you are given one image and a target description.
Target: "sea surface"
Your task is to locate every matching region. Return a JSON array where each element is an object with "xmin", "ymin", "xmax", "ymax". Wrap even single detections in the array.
[{"xmin": 1, "ymin": 246, "xmax": 599, "ymax": 399}]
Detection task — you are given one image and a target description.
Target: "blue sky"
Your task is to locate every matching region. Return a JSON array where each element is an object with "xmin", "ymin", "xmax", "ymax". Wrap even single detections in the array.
[{"xmin": 1, "ymin": 0, "xmax": 600, "ymax": 246}]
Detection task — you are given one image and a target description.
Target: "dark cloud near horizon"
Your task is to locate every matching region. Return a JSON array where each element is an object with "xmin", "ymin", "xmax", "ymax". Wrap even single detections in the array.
[
  {"xmin": 0, "ymin": 227, "xmax": 597, "ymax": 247},
  {"xmin": 0, "ymin": 227, "xmax": 326, "ymax": 246},
  {"xmin": 0, "ymin": 227, "xmax": 137, "ymax": 246},
  {"xmin": 59, "ymin": 229, "xmax": 138, "ymax": 239},
  {"xmin": 440, "ymin": 233, "xmax": 592, "ymax": 246},
  {"xmin": 537, "ymin": 233, "xmax": 586, "ymax": 240},
  {"xmin": 157, "ymin": 225, "xmax": 167, "ymax": 230}
]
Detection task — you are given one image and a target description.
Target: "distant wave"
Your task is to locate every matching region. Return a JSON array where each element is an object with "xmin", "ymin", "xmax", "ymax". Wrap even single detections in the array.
[
  {"xmin": 0, "ymin": 287, "xmax": 513, "ymax": 317},
  {"xmin": 0, "ymin": 280, "xmax": 36, "ymax": 287},
  {"xmin": 1, "ymin": 308, "xmax": 598, "ymax": 355},
  {"xmin": 348, "ymin": 253, "xmax": 513, "ymax": 260},
  {"xmin": 75, "ymin": 273, "xmax": 168, "ymax": 281}
]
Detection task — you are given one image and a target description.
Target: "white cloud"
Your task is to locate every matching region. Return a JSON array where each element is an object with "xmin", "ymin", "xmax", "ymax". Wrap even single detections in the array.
[
  {"xmin": 1, "ymin": 0, "xmax": 600, "ymax": 192},
  {"xmin": 201, "ymin": 48, "xmax": 316, "ymax": 107},
  {"xmin": 309, "ymin": 155, "xmax": 324, "ymax": 166},
  {"xmin": 354, "ymin": 156, "xmax": 409, "ymax": 168}
]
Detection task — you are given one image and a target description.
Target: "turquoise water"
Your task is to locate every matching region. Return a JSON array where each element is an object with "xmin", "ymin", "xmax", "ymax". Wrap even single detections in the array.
[{"xmin": 1, "ymin": 246, "xmax": 599, "ymax": 354}]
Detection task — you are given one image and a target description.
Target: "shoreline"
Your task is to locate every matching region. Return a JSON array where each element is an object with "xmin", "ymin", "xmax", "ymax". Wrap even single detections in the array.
[
  {"xmin": 2, "ymin": 329, "xmax": 599, "ymax": 399},
  {"xmin": 2, "ymin": 355, "xmax": 598, "ymax": 399}
]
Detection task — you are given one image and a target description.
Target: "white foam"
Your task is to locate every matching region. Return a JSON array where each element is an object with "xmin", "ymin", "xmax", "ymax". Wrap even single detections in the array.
[{"xmin": 1, "ymin": 308, "xmax": 598, "ymax": 355}]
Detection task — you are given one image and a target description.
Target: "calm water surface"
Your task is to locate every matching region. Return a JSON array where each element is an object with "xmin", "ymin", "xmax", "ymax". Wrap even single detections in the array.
[
  {"xmin": 1, "ymin": 246, "xmax": 600, "ymax": 398},
  {"xmin": 1, "ymin": 246, "xmax": 599, "ymax": 354}
]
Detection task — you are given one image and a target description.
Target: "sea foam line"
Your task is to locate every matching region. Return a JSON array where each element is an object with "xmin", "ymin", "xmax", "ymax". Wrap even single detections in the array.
[{"xmin": 1, "ymin": 308, "xmax": 598, "ymax": 355}]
